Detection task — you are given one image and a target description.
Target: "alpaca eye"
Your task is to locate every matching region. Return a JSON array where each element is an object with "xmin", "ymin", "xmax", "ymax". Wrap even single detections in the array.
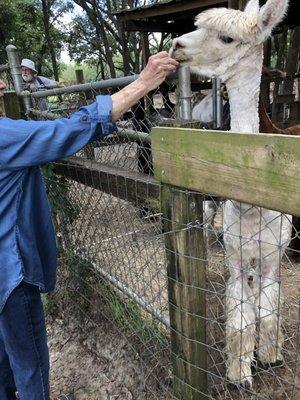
[{"xmin": 220, "ymin": 35, "xmax": 234, "ymax": 44}]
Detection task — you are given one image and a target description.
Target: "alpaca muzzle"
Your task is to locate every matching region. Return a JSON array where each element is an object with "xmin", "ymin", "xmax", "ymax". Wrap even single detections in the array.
[{"xmin": 169, "ymin": 39, "xmax": 190, "ymax": 63}]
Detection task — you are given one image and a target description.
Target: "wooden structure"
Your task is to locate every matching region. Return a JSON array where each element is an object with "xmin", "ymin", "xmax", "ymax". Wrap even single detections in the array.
[
  {"xmin": 153, "ymin": 127, "xmax": 300, "ymax": 216},
  {"xmin": 115, "ymin": 0, "xmax": 299, "ymax": 35},
  {"xmin": 152, "ymin": 126, "xmax": 300, "ymax": 398},
  {"xmin": 0, "ymin": 92, "xmax": 21, "ymax": 119},
  {"xmin": 54, "ymin": 157, "xmax": 160, "ymax": 207},
  {"xmin": 115, "ymin": 0, "xmax": 300, "ymax": 124}
]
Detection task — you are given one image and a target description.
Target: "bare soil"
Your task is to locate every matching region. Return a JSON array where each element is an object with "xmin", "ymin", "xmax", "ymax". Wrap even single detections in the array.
[
  {"xmin": 48, "ymin": 180, "xmax": 300, "ymax": 400},
  {"xmin": 48, "ymin": 316, "xmax": 169, "ymax": 400}
]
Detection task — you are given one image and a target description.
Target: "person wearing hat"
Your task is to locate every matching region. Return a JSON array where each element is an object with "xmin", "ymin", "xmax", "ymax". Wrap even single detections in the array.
[
  {"xmin": 21, "ymin": 58, "xmax": 60, "ymax": 111},
  {"xmin": 0, "ymin": 51, "xmax": 178, "ymax": 400}
]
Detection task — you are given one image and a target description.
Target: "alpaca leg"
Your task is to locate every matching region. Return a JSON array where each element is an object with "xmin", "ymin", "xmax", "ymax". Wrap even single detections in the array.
[
  {"xmin": 203, "ymin": 200, "xmax": 216, "ymax": 253},
  {"xmin": 255, "ymin": 264, "xmax": 283, "ymax": 366},
  {"xmin": 203, "ymin": 200, "xmax": 221, "ymax": 254},
  {"xmin": 226, "ymin": 273, "xmax": 256, "ymax": 388}
]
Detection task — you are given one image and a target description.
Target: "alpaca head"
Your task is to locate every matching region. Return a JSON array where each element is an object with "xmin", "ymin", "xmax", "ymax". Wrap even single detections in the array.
[{"xmin": 171, "ymin": 0, "xmax": 288, "ymax": 81}]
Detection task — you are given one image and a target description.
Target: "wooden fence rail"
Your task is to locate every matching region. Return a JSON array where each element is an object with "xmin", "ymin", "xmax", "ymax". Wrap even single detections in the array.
[{"xmin": 152, "ymin": 127, "xmax": 300, "ymax": 399}]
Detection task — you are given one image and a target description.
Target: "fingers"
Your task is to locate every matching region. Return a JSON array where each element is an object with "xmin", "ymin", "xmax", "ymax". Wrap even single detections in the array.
[
  {"xmin": 149, "ymin": 51, "xmax": 169, "ymax": 59},
  {"xmin": 0, "ymin": 79, "xmax": 6, "ymax": 90},
  {"xmin": 149, "ymin": 52, "xmax": 179, "ymax": 70},
  {"xmin": 138, "ymin": 51, "xmax": 179, "ymax": 92}
]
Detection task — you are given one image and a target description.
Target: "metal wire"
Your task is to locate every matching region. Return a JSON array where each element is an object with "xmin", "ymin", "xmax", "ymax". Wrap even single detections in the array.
[{"xmin": 15, "ymin": 70, "xmax": 300, "ymax": 399}]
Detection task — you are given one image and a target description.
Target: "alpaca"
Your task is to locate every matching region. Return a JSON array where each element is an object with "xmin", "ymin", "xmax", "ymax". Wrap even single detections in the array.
[
  {"xmin": 259, "ymin": 99, "xmax": 300, "ymax": 135},
  {"xmin": 192, "ymin": 92, "xmax": 227, "ymax": 123},
  {"xmin": 194, "ymin": 92, "xmax": 300, "ymax": 135},
  {"xmin": 171, "ymin": 0, "xmax": 292, "ymax": 389}
]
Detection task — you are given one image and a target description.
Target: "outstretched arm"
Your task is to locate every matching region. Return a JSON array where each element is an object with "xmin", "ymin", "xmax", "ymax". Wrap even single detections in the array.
[
  {"xmin": 0, "ymin": 96, "xmax": 115, "ymax": 169},
  {"xmin": 0, "ymin": 52, "xmax": 178, "ymax": 170},
  {"xmin": 111, "ymin": 52, "xmax": 178, "ymax": 121}
]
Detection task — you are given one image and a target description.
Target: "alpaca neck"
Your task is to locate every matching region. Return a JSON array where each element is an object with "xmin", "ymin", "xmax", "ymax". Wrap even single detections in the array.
[
  {"xmin": 226, "ymin": 49, "xmax": 263, "ymax": 133},
  {"xmin": 227, "ymin": 79, "xmax": 260, "ymax": 133}
]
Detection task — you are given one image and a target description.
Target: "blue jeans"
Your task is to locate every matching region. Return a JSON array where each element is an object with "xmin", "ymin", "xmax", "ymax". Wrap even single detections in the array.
[{"xmin": 0, "ymin": 282, "xmax": 50, "ymax": 400}]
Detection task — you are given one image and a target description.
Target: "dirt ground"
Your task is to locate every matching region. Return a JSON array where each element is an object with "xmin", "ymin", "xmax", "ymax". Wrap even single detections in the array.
[
  {"xmin": 48, "ymin": 316, "xmax": 169, "ymax": 400},
  {"xmin": 48, "ymin": 176, "xmax": 300, "ymax": 400}
]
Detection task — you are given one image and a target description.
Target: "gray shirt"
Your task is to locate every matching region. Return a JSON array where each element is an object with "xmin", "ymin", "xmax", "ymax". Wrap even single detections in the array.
[{"xmin": 26, "ymin": 76, "xmax": 58, "ymax": 111}]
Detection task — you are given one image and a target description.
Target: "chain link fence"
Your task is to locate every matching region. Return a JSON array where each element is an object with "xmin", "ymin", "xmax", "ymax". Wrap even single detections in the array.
[
  {"xmin": 30, "ymin": 72, "xmax": 181, "ymax": 399},
  {"xmin": 3, "ymin": 45, "xmax": 300, "ymax": 399}
]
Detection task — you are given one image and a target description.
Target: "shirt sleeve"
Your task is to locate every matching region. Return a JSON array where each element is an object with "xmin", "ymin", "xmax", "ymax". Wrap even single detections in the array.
[
  {"xmin": 0, "ymin": 95, "xmax": 116, "ymax": 170},
  {"xmin": 38, "ymin": 76, "xmax": 58, "ymax": 88}
]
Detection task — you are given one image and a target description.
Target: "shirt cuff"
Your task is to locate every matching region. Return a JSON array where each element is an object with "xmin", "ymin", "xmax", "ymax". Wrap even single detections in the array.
[
  {"xmin": 78, "ymin": 95, "xmax": 117, "ymax": 137},
  {"xmin": 95, "ymin": 95, "xmax": 116, "ymax": 135}
]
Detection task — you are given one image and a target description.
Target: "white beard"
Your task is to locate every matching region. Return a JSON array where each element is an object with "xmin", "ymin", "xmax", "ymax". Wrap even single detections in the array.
[{"xmin": 22, "ymin": 75, "xmax": 33, "ymax": 83}]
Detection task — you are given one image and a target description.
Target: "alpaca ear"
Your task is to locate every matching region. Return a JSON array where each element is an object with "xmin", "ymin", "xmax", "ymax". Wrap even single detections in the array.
[
  {"xmin": 244, "ymin": 0, "xmax": 260, "ymax": 15},
  {"xmin": 258, "ymin": 0, "xmax": 289, "ymax": 32}
]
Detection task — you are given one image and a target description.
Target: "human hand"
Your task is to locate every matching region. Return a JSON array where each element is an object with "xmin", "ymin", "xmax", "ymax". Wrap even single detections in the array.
[
  {"xmin": 0, "ymin": 79, "xmax": 6, "ymax": 97},
  {"xmin": 138, "ymin": 51, "xmax": 179, "ymax": 92}
]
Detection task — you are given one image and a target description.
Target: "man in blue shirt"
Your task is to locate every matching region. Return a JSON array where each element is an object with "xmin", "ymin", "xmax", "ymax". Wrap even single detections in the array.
[{"xmin": 0, "ymin": 52, "xmax": 178, "ymax": 400}]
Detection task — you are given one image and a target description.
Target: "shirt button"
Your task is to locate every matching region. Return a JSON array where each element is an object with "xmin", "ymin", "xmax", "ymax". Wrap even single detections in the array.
[{"xmin": 82, "ymin": 115, "xmax": 89, "ymax": 122}]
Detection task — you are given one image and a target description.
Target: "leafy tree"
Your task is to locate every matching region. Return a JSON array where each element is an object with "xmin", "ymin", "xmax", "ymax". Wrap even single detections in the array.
[
  {"xmin": 41, "ymin": 0, "xmax": 74, "ymax": 80},
  {"xmin": 68, "ymin": 0, "xmax": 161, "ymax": 79},
  {"xmin": 0, "ymin": 0, "xmax": 71, "ymax": 78}
]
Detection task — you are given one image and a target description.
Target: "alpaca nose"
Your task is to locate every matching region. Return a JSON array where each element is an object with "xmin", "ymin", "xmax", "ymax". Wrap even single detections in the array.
[
  {"xmin": 173, "ymin": 40, "xmax": 185, "ymax": 51},
  {"xmin": 170, "ymin": 39, "xmax": 186, "ymax": 59}
]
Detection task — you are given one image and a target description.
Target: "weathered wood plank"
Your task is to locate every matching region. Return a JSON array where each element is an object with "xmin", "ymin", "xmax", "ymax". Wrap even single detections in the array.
[
  {"xmin": 162, "ymin": 186, "xmax": 207, "ymax": 399},
  {"xmin": 54, "ymin": 156, "xmax": 160, "ymax": 206},
  {"xmin": 152, "ymin": 127, "xmax": 300, "ymax": 217},
  {"xmin": 3, "ymin": 91, "xmax": 21, "ymax": 119}
]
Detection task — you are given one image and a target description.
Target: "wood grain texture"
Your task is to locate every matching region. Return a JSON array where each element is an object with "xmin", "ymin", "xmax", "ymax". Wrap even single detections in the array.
[
  {"xmin": 162, "ymin": 186, "xmax": 207, "ymax": 399},
  {"xmin": 152, "ymin": 127, "xmax": 300, "ymax": 216},
  {"xmin": 54, "ymin": 157, "xmax": 160, "ymax": 206}
]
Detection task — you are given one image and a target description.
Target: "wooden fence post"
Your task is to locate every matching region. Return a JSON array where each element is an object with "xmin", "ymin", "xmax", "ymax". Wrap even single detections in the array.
[
  {"xmin": 2, "ymin": 91, "xmax": 21, "ymax": 119},
  {"xmin": 161, "ymin": 185, "xmax": 207, "ymax": 399},
  {"xmin": 75, "ymin": 69, "xmax": 84, "ymax": 84}
]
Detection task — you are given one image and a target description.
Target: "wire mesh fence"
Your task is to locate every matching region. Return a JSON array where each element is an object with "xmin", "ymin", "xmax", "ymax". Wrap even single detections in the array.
[
  {"xmin": 158, "ymin": 187, "xmax": 300, "ymax": 400},
  {"xmin": 32, "ymin": 77, "xmax": 178, "ymax": 398},
  {"xmin": 3, "ymin": 50, "xmax": 299, "ymax": 398}
]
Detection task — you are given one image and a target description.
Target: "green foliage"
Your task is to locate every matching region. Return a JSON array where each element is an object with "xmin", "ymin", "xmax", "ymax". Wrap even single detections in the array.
[
  {"xmin": 60, "ymin": 61, "xmax": 98, "ymax": 83},
  {"xmin": 62, "ymin": 247, "xmax": 167, "ymax": 346},
  {"xmin": 42, "ymin": 164, "xmax": 79, "ymax": 236},
  {"xmin": 100, "ymin": 280, "xmax": 166, "ymax": 345},
  {"xmin": 42, "ymin": 292, "xmax": 60, "ymax": 319},
  {"xmin": 0, "ymin": 0, "xmax": 71, "ymax": 77}
]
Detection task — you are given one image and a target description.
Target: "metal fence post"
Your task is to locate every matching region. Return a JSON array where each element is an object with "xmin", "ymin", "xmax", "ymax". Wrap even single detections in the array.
[
  {"xmin": 177, "ymin": 66, "xmax": 192, "ymax": 120},
  {"xmin": 212, "ymin": 76, "xmax": 222, "ymax": 129},
  {"xmin": 6, "ymin": 44, "xmax": 32, "ymax": 115}
]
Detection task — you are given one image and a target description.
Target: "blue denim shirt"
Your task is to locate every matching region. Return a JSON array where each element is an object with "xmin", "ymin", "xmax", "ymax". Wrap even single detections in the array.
[{"xmin": 0, "ymin": 95, "xmax": 116, "ymax": 312}]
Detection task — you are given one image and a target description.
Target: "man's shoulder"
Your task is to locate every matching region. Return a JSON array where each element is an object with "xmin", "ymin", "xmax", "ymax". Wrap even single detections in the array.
[{"xmin": 35, "ymin": 76, "xmax": 56, "ymax": 87}]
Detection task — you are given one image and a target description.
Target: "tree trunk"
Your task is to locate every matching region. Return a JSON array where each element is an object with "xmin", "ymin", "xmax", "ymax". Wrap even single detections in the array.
[
  {"xmin": 272, "ymin": 27, "xmax": 288, "ymax": 121},
  {"xmin": 74, "ymin": 0, "xmax": 116, "ymax": 78},
  {"xmin": 118, "ymin": 21, "xmax": 131, "ymax": 75},
  {"xmin": 41, "ymin": 0, "xmax": 59, "ymax": 81},
  {"xmin": 261, "ymin": 39, "xmax": 272, "ymax": 111},
  {"xmin": 283, "ymin": 27, "xmax": 300, "ymax": 95}
]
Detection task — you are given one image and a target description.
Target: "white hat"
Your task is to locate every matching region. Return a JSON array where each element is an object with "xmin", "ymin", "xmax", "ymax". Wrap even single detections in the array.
[{"xmin": 21, "ymin": 58, "xmax": 37, "ymax": 73}]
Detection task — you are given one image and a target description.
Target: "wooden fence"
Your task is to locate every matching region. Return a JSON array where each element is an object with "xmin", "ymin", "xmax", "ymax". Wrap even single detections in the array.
[{"xmin": 152, "ymin": 126, "xmax": 300, "ymax": 399}]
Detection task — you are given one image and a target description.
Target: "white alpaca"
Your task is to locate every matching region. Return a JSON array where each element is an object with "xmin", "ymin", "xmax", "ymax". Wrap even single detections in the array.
[
  {"xmin": 171, "ymin": 0, "xmax": 292, "ymax": 389},
  {"xmin": 192, "ymin": 93, "xmax": 214, "ymax": 122}
]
